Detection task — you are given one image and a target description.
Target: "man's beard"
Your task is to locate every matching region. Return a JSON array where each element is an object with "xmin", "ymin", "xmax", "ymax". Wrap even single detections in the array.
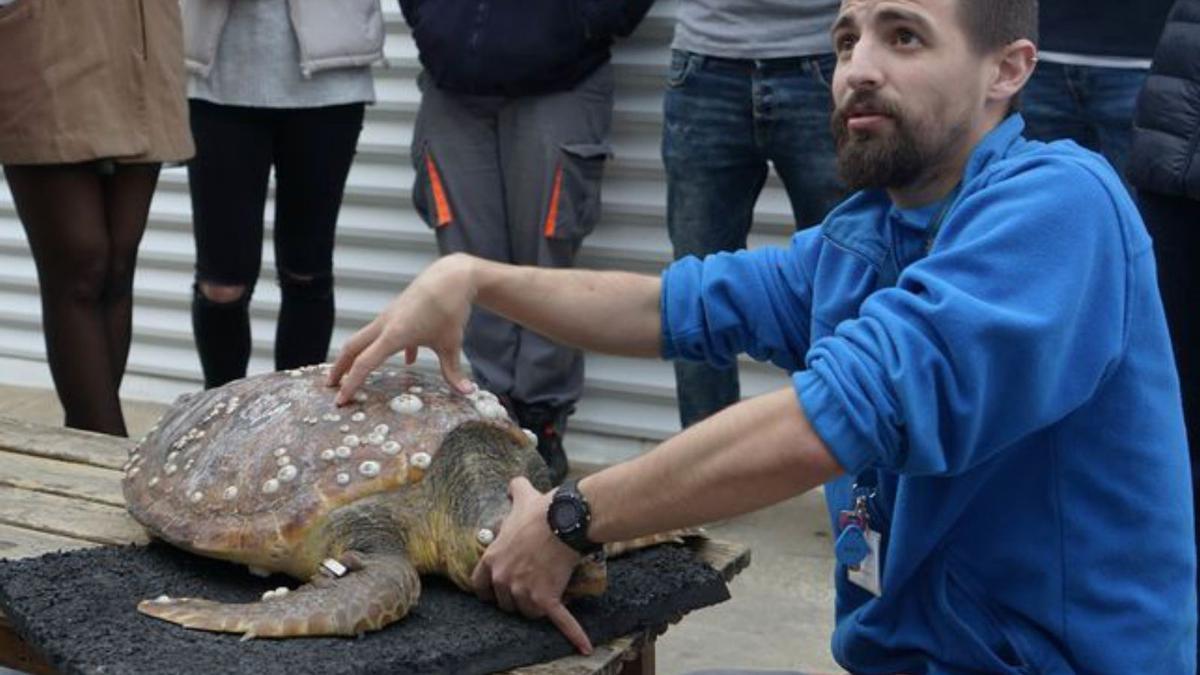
[{"xmin": 832, "ymin": 97, "xmax": 929, "ymax": 191}]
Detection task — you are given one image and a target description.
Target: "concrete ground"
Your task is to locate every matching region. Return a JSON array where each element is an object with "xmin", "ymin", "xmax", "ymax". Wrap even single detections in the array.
[{"xmin": 0, "ymin": 385, "xmax": 842, "ymax": 675}]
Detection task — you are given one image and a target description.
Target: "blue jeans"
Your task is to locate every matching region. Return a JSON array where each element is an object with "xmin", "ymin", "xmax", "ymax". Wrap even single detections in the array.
[
  {"xmin": 1021, "ymin": 61, "xmax": 1147, "ymax": 188},
  {"xmin": 662, "ymin": 49, "xmax": 844, "ymax": 428}
]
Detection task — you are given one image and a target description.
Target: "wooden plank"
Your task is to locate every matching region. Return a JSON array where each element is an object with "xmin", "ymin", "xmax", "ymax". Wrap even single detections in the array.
[
  {"xmin": 0, "ymin": 522, "xmax": 99, "ymax": 561},
  {"xmin": 0, "ymin": 416, "xmax": 133, "ymax": 471},
  {"xmin": 617, "ymin": 638, "xmax": 655, "ymax": 675},
  {"xmin": 0, "ymin": 448, "xmax": 126, "ymax": 507},
  {"xmin": 0, "ymin": 485, "xmax": 148, "ymax": 547},
  {"xmin": 692, "ymin": 537, "xmax": 753, "ymax": 582},
  {"xmin": 509, "ymin": 634, "xmax": 643, "ymax": 675}
]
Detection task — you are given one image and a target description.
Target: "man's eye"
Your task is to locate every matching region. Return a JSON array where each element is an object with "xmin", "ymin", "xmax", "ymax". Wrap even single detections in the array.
[
  {"xmin": 836, "ymin": 34, "xmax": 858, "ymax": 52},
  {"xmin": 895, "ymin": 29, "xmax": 921, "ymax": 47}
]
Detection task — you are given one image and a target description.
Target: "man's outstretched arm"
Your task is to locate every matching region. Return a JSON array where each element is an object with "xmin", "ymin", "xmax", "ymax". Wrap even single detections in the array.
[
  {"xmin": 328, "ymin": 253, "xmax": 662, "ymax": 403},
  {"xmin": 582, "ymin": 387, "xmax": 841, "ymax": 540},
  {"xmin": 472, "ymin": 255, "xmax": 662, "ymax": 358},
  {"xmin": 471, "ymin": 386, "xmax": 843, "ymax": 653}
]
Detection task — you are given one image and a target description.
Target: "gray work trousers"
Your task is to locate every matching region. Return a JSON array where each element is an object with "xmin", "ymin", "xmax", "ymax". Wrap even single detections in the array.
[{"xmin": 409, "ymin": 65, "xmax": 614, "ymax": 407}]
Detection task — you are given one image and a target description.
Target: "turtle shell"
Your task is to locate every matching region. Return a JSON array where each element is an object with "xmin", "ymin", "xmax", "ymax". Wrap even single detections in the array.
[{"xmin": 122, "ymin": 365, "xmax": 527, "ymax": 572}]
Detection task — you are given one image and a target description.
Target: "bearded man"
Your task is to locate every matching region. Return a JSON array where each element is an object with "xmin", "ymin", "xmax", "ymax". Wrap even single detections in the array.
[{"xmin": 329, "ymin": 0, "xmax": 1197, "ymax": 671}]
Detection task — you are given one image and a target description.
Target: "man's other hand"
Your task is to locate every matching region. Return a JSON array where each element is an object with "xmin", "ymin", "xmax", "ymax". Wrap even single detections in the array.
[
  {"xmin": 471, "ymin": 477, "xmax": 593, "ymax": 654},
  {"xmin": 327, "ymin": 254, "xmax": 478, "ymax": 404}
]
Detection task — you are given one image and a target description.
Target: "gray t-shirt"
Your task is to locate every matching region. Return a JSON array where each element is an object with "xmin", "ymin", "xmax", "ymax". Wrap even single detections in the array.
[
  {"xmin": 672, "ymin": 0, "xmax": 841, "ymax": 59},
  {"xmin": 189, "ymin": 0, "xmax": 375, "ymax": 108}
]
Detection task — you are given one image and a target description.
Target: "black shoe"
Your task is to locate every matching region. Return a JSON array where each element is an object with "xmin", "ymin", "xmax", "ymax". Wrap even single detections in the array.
[
  {"xmin": 513, "ymin": 401, "xmax": 574, "ymax": 486},
  {"xmin": 495, "ymin": 393, "xmax": 518, "ymax": 423}
]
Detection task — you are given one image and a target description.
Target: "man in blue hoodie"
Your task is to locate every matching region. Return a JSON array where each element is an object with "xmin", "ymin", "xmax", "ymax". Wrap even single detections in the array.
[{"xmin": 332, "ymin": 0, "xmax": 1197, "ymax": 671}]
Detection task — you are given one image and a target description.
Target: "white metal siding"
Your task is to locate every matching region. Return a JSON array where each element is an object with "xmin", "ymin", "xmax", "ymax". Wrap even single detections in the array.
[{"xmin": 0, "ymin": 3, "xmax": 796, "ymax": 460}]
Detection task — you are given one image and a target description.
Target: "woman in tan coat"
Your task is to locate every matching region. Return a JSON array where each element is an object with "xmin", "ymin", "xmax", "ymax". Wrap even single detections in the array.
[{"xmin": 0, "ymin": 0, "xmax": 193, "ymax": 436}]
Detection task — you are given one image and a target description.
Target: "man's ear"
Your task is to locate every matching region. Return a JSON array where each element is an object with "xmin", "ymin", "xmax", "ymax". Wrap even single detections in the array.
[{"xmin": 989, "ymin": 38, "xmax": 1037, "ymax": 106}]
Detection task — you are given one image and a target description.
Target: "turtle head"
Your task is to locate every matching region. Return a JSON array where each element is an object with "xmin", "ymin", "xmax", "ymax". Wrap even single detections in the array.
[{"xmin": 420, "ymin": 420, "xmax": 548, "ymax": 586}]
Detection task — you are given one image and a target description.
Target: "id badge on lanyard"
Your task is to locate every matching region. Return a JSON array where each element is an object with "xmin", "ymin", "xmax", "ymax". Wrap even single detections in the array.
[{"xmin": 836, "ymin": 475, "xmax": 883, "ymax": 596}]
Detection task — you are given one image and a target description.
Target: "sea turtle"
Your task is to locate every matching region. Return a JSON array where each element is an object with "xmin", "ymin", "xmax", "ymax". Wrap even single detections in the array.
[{"xmin": 121, "ymin": 364, "xmax": 605, "ymax": 639}]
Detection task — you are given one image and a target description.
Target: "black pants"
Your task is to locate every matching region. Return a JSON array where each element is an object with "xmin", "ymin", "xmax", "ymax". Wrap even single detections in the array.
[
  {"xmin": 187, "ymin": 99, "xmax": 364, "ymax": 388},
  {"xmin": 1139, "ymin": 189, "xmax": 1200, "ymax": 655}
]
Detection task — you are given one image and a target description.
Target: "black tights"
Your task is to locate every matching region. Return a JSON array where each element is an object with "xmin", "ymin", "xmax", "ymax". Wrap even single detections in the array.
[
  {"xmin": 192, "ymin": 271, "xmax": 335, "ymax": 389},
  {"xmin": 187, "ymin": 100, "xmax": 363, "ymax": 388},
  {"xmin": 4, "ymin": 162, "xmax": 160, "ymax": 436}
]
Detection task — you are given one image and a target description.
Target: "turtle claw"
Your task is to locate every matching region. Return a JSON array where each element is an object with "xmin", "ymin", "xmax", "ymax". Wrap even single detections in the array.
[{"xmin": 565, "ymin": 553, "xmax": 608, "ymax": 598}]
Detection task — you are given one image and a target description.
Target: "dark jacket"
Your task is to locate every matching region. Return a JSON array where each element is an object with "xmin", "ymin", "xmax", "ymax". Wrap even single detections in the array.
[
  {"xmin": 398, "ymin": 0, "xmax": 654, "ymax": 97},
  {"xmin": 1040, "ymin": 0, "xmax": 1172, "ymax": 59},
  {"xmin": 1128, "ymin": 0, "xmax": 1200, "ymax": 199}
]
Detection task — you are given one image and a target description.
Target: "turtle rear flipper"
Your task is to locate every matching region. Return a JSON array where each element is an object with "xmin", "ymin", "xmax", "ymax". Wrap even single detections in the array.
[
  {"xmin": 602, "ymin": 528, "xmax": 706, "ymax": 558},
  {"xmin": 565, "ymin": 528, "xmax": 708, "ymax": 598},
  {"xmin": 137, "ymin": 552, "xmax": 420, "ymax": 639}
]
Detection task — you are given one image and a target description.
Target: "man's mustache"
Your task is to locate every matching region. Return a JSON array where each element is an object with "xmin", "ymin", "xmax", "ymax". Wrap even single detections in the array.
[{"xmin": 832, "ymin": 93, "xmax": 903, "ymax": 128}]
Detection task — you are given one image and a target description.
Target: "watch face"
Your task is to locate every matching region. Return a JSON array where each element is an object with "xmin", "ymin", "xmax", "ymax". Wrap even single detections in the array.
[{"xmin": 549, "ymin": 500, "xmax": 581, "ymax": 532}]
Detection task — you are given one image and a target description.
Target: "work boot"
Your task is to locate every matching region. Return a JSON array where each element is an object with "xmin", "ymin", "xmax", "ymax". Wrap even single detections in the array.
[
  {"xmin": 495, "ymin": 393, "xmax": 517, "ymax": 423},
  {"xmin": 513, "ymin": 401, "xmax": 574, "ymax": 486}
]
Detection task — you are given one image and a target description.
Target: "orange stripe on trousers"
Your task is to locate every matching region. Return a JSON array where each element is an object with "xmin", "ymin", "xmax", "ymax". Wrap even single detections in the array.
[
  {"xmin": 543, "ymin": 164, "xmax": 564, "ymax": 237},
  {"xmin": 426, "ymin": 153, "xmax": 453, "ymax": 227}
]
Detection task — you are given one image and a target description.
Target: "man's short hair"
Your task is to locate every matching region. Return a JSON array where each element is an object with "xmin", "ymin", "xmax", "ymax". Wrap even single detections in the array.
[{"xmin": 957, "ymin": 0, "xmax": 1038, "ymax": 54}]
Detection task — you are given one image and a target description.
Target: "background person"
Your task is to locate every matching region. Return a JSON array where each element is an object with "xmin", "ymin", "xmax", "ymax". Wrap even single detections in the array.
[
  {"xmin": 398, "ymin": 0, "xmax": 654, "ymax": 483},
  {"xmin": 1020, "ymin": 0, "xmax": 1173, "ymax": 184},
  {"xmin": 183, "ymin": 0, "xmax": 384, "ymax": 388},
  {"xmin": 664, "ymin": 0, "xmax": 846, "ymax": 429},
  {"xmin": 1128, "ymin": 0, "xmax": 1200, "ymax": 664},
  {"xmin": 0, "ymin": 1, "xmax": 193, "ymax": 436}
]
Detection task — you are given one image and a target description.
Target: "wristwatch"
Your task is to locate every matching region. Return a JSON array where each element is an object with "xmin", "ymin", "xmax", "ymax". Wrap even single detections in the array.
[{"xmin": 547, "ymin": 479, "xmax": 602, "ymax": 555}]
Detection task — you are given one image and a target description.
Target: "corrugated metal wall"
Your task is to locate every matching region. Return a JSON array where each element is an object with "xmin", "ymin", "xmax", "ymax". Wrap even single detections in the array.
[{"xmin": 0, "ymin": 2, "xmax": 796, "ymax": 459}]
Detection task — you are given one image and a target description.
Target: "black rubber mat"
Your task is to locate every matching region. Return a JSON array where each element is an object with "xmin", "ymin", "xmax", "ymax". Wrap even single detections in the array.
[{"xmin": 0, "ymin": 541, "xmax": 729, "ymax": 675}]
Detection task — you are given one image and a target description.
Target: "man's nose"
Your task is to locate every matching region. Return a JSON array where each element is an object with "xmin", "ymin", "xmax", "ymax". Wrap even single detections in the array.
[{"xmin": 841, "ymin": 40, "xmax": 884, "ymax": 92}]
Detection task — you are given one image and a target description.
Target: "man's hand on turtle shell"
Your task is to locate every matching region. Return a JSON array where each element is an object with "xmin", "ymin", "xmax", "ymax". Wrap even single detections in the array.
[
  {"xmin": 472, "ymin": 477, "xmax": 593, "ymax": 654},
  {"xmin": 328, "ymin": 256, "xmax": 477, "ymax": 404}
]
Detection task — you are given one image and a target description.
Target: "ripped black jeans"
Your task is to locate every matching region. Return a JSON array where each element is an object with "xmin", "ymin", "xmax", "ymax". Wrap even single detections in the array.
[{"xmin": 187, "ymin": 99, "xmax": 364, "ymax": 388}]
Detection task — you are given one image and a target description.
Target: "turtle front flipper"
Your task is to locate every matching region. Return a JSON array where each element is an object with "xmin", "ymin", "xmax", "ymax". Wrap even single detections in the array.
[{"xmin": 137, "ymin": 551, "xmax": 421, "ymax": 639}]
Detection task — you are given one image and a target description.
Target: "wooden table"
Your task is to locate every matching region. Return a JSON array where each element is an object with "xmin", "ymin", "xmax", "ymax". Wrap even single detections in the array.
[{"xmin": 0, "ymin": 417, "xmax": 750, "ymax": 675}]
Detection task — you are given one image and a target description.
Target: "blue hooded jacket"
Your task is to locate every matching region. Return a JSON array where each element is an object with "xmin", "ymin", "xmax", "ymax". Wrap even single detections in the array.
[{"xmin": 661, "ymin": 115, "xmax": 1197, "ymax": 673}]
